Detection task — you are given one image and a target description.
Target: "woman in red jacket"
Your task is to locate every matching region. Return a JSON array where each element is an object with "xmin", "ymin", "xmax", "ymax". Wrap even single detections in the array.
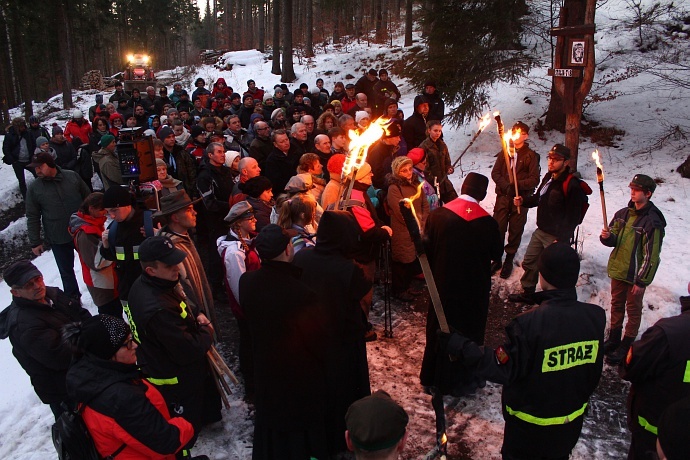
[{"xmin": 64, "ymin": 315, "xmax": 199, "ymax": 459}]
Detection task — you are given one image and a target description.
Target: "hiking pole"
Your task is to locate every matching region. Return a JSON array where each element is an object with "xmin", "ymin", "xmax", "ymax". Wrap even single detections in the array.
[
  {"xmin": 382, "ymin": 240, "xmax": 393, "ymax": 338},
  {"xmin": 451, "ymin": 112, "xmax": 492, "ymax": 169}
]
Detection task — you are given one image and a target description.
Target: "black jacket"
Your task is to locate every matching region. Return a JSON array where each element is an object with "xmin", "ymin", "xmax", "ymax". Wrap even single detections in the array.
[
  {"xmin": 0, "ymin": 288, "xmax": 91, "ymax": 404},
  {"xmin": 475, "ymin": 289, "xmax": 605, "ymax": 458},
  {"xmin": 491, "ymin": 143, "xmax": 540, "ymax": 197},
  {"xmin": 621, "ymin": 296, "xmax": 690, "ymax": 440},
  {"xmin": 127, "ymin": 273, "xmax": 213, "ymax": 392},
  {"xmin": 196, "ymin": 162, "xmax": 234, "ymax": 218},
  {"xmin": 522, "ymin": 166, "xmax": 587, "ymax": 242},
  {"xmin": 264, "ymin": 146, "xmax": 302, "ymax": 196},
  {"xmin": 402, "ymin": 97, "xmax": 428, "ymax": 149},
  {"xmin": 2, "ymin": 125, "xmax": 36, "ymax": 164}
]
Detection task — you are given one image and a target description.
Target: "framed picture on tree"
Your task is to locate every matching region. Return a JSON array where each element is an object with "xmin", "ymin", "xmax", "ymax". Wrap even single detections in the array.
[{"xmin": 568, "ymin": 39, "xmax": 587, "ymax": 66}]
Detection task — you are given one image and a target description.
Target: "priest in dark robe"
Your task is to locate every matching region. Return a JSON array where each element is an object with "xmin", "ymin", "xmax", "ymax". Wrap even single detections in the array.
[{"xmin": 420, "ymin": 172, "xmax": 502, "ymax": 395}]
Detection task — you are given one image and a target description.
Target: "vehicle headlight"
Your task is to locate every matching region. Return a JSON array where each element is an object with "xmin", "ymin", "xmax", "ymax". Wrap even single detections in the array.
[
  {"xmin": 126, "ymin": 54, "xmax": 134, "ymax": 63},
  {"xmin": 143, "ymin": 55, "xmax": 150, "ymax": 63}
]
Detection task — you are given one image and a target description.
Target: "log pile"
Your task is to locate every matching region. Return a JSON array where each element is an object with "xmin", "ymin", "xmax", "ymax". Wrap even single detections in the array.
[{"xmin": 81, "ymin": 70, "xmax": 105, "ymax": 90}]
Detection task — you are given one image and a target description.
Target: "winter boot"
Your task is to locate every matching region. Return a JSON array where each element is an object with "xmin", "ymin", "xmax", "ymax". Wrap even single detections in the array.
[
  {"xmin": 500, "ymin": 254, "xmax": 515, "ymax": 279},
  {"xmin": 603, "ymin": 327, "xmax": 622, "ymax": 355},
  {"xmin": 605, "ymin": 336, "xmax": 635, "ymax": 366},
  {"xmin": 508, "ymin": 286, "xmax": 536, "ymax": 304},
  {"xmin": 491, "ymin": 258, "xmax": 502, "ymax": 275}
]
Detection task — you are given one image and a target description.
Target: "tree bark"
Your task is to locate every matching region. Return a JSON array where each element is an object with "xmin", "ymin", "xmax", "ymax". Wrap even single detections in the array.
[
  {"xmin": 305, "ymin": 0, "xmax": 313, "ymax": 57},
  {"xmin": 56, "ymin": 0, "xmax": 74, "ymax": 109},
  {"xmin": 272, "ymin": 0, "xmax": 281, "ymax": 75},
  {"xmin": 9, "ymin": 3, "xmax": 32, "ymax": 116},
  {"xmin": 258, "ymin": 0, "xmax": 265, "ymax": 52},
  {"xmin": 404, "ymin": 0, "xmax": 413, "ymax": 46},
  {"xmin": 281, "ymin": 0, "xmax": 296, "ymax": 82}
]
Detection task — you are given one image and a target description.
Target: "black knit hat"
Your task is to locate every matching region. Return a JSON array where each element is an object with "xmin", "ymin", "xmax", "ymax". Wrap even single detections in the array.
[
  {"xmin": 460, "ymin": 172, "xmax": 488, "ymax": 201},
  {"xmin": 238, "ymin": 176, "xmax": 273, "ymax": 198},
  {"xmin": 538, "ymin": 242, "xmax": 580, "ymax": 289},
  {"xmin": 76, "ymin": 315, "xmax": 131, "ymax": 360},
  {"xmin": 102, "ymin": 186, "xmax": 133, "ymax": 208},
  {"xmin": 345, "ymin": 390, "xmax": 409, "ymax": 451}
]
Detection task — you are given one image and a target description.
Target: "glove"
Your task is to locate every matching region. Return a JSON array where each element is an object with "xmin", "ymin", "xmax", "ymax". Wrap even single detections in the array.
[{"xmin": 438, "ymin": 330, "xmax": 483, "ymax": 365}]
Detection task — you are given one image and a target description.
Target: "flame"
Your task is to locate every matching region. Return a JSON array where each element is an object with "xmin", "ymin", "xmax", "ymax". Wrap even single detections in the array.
[
  {"xmin": 402, "ymin": 182, "xmax": 425, "ymax": 231},
  {"xmin": 493, "ymin": 110, "xmax": 500, "ymax": 117},
  {"xmin": 502, "ymin": 128, "xmax": 521, "ymax": 157},
  {"xmin": 440, "ymin": 432, "xmax": 448, "ymax": 445},
  {"xmin": 341, "ymin": 117, "xmax": 387, "ymax": 178},
  {"xmin": 478, "ymin": 112, "xmax": 492, "ymax": 132},
  {"xmin": 592, "ymin": 149, "xmax": 604, "ymax": 180}
]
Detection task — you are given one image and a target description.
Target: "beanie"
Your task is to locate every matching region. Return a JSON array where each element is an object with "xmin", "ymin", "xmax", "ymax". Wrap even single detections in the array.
[
  {"xmin": 158, "ymin": 126, "xmax": 174, "ymax": 140},
  {"xmin": 255, "ymin": 224, "xmax": 290, "ymax": 260},
  {"xmin": 538, "ymin": 242, "xmax": 580, "ymax": 289},
  {"xmin": 460, "ymin": 172, "xmax": 488, "ymax": 201},
  {"xmin": 271, "ymin": 108, "xmax": 284, "ymax": 120},
  {"xmin": 190, "ymin": 125, "xmax": 205, "ymax": 138},
  {"xmin": 327, "ymin": 154, "xmax": 346, "ymax": 176},
  {"xmin": 36, "ymin": 136, "xmax": 49, "ymax": 147},
  {"xmin": 391, "ymin": 156, "xmax": 413, "ymax": 177},
  {"xmin": 355, "ymin": 111, "xmax": 369, "ymax": 124},
  {"xmin": 76, "ymin": 315, "xmax": 131, "ymax": 360},
  {"xmin": 52, "ymin": 125, "xmax": 64, "ymax": 136},
  {"xmin": 355, "ymin": 162, "xmax": 372, "ymax": 181},
  {"xmin": 102, "ymin": 186, "xmax": 133, "ymax": 208},
  {"xmin": 407, "ymin": 148, "xmax": 426, "ymax": 166},
  {"xmin": 99, "ymin": 134, "xmax": 115, "ymax": 148}
]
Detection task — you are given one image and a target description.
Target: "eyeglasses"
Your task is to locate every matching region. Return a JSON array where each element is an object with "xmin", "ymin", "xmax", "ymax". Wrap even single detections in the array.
[
  {"xmin": 121, "ymin": 337, "xmax": 136, "ymax": 350},
  {"xmin": 547, "ymin": 156, "xmax": 565, "ymax": 162}
]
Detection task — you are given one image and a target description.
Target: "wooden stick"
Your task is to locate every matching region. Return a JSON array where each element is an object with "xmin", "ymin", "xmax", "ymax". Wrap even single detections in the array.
[
  {"xmin": 496, "ymin": 115, "xmax": 521, "ymax": 214},
  {"xmin": 210, "ymin": 346, "xmax": 239, "ymax": 385}
]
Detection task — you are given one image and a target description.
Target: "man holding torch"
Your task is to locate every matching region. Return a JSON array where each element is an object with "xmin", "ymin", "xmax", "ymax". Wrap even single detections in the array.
[
  {"xmin": 600, "ymin": 174, "xmax": 666, "ymax": 365},
  {"xmin": 490, "ymin": 121, "xmax": 540, "ymax": 279}
]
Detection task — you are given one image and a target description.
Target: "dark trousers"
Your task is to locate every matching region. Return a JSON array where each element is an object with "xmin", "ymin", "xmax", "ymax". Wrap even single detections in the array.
[
  {"xmin": 12, "ymin": 161, "xmax": 30, "ymax": 199},
  {"xmin": 97, "ymin": 297, "xmax": 123, "ymax": 317},
  {"xmin": 493, "ymin": 194, "xmax": 529, "ymax": 257},
  {"xmin": 392, "ymin": 259, "xmax": 421, "ymax": 294},
  {"xmin": 51, "ymin": 241, "xmax": 80, "ymax": 298}
]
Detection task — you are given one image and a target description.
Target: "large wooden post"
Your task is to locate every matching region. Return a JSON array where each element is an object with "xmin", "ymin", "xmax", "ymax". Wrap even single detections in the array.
[{"xmin": 547, "ymin": 0, "xmax": 596, "ymax": 170}]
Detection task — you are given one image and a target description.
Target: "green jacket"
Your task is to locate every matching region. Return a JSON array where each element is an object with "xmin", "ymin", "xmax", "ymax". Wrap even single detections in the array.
[
  {"xmin": 26, "ymin": 167, "xmax": 90, "ymax": 246},
  {"xmin": 600, "ymin": 201, "xmax": 665, "ymax": 287}
]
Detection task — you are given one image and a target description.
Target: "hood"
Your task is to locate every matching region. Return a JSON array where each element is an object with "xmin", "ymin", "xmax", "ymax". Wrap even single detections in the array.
[
  {"xmin": 91, "ymin": 147, "xmax": 114, "ymax": 162},
  {"xmin": 0, "ymin": 304, "xmax": 19, "ymax": 339},
  {"xmin": 315, "ymin": 210, "xmax": 362, "ymax": 255},
  {"xmin": 214, "ymin": 78, "xmax": 228, "ymax": 88},
  {"xmin": 413, "ymin": 95, "xmax": 428, "ymax": 112},
  {"xmin": 627, "ymin": 200, "xmax": 667, "ymax": 229},
  {"xmin": 66, "ymin": 355, "xmax": 140, "ymax": 403},
  {"xmin": 68, "ymin": 211, "xmax": 106, "ymax": 235}
]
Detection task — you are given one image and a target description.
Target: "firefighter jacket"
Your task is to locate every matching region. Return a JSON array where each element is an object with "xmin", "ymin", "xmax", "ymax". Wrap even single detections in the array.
[
  {"xmin": 600, "ymin": 200, "xmax": 665, "ymax": 287},
  {"xmin": 620, "ymin": 296, "xmax": 690, "ymax": 438},
  {"xmin": 474, "ymin": 288, "xmax": 605, "ymax": 458},
  {"xmin": 126, "ymin": 272, "xmax": 213, "ymax": 393}
]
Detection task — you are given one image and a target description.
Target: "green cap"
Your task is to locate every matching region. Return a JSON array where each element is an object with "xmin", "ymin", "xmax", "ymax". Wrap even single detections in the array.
[{"xmin": 629, "ymin": 174, "xmax": 656, "ymax": 193}]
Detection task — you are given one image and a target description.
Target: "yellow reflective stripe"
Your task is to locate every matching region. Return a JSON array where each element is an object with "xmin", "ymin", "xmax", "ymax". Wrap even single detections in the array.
[
  {"xmin": 122, "ymin": 301, "xmax": 140, "ymax": 343},
  {"xmin": 115, "ymin": 246, "xmax": 139, "ymax": 260},
  {"xmin": 179, "ymin": 301, "xmax": 188, "ymax": 319},
  {"xmin": 684, "ymin": 361, "xmax": 690, "ymax": 383},
  {"xmin": 505, "ymin": 402, "xmax": 588, "ymax": 426},
  {"xmin": 147, "ymin": 376, "xmax": 179, "ymax": 385},
  {"xmin": 542, "ymin": 340, "xmax": 599, "ymax": 373},
  {"xmin": 132, "ymin": 245, "xmax": 140, "ymax": 260},
  {"xmin": 638, "ymin": 416, "xmax": 658, "ymax": 435}
]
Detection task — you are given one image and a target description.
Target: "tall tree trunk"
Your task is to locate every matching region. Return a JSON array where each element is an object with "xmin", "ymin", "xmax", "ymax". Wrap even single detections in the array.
[
  {"xmin": 281, "ymin": 0, "xmax": 296, "ymax": 82},
  {"xmin": 258, "ymin": 0, "xmax": 265, "ymax": 52},
  {"xmin": 375, "ymin": 0, "xmax": 384, "ymax": 42},
  {"xmin": 9, "ymin": 4, "xmax": 32, "ymax": 116},
  {"xmin": 404, "ymin": 0, "xmax": 413, "ymax": 46},
  {"xmin": 272, "ymin": 0, "xmax": 281, "ymax": 74},
  {"xmin": 245, "ymin": 0, "xmax": 253, "ymax": 48},
  {"xmin": 355, "ymin": 0, "xmax": 363, "ymax": 38},
  {"xmin": 0, "ymin": 4, "xmax": 10, "ymax": 130},
  {"xmin": 305, "ymin": 0, "xmax": 313, "ymax": 56},
  {"xmin": 56, "ymin": 0, "xmax": 74, "ymax": 109},
  {"xmin": 333, "ymin": 8, "xmax": 340, "ymax": 43}
]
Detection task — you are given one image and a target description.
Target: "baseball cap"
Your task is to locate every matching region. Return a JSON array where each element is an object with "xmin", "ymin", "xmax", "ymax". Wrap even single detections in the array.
[
  {"xmin": 4, "ymin": 260, "xmax": 42, "ymax": 287},
  {"xmin": 345, "ymin": 390, "xmax": 409, "ymax": 451},
  {"xmin": 138, "ymin": 236, "xmax": 187, "ymax": 265}
]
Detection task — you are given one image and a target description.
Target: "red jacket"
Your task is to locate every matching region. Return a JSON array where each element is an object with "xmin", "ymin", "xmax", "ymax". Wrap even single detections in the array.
[
  {"xmin": 64, "ymin": 119, "xmax": 93, "ymax": 145},
  {"xmin": 83, "ymin": 379, "xmax": 194, "ymax": 459}
]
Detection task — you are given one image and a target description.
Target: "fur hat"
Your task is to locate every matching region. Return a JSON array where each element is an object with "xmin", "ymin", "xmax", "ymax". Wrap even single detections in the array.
[{"xmin": 391, "ymin": 156, "xmax": 413, "ymax": 177}]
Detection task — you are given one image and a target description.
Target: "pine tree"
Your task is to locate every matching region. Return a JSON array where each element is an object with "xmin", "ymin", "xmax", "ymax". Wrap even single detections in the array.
[{"xmin": 401, "ymin": 0, "xmax": 535, "ymax": 126}]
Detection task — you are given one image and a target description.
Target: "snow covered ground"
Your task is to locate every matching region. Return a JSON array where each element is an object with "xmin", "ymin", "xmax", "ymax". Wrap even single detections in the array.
[{"xmin": 1, "ymin": 0, "xmax": 689, "ymax": 457}]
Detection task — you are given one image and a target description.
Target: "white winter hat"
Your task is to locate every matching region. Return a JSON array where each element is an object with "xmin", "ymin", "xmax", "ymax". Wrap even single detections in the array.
[
  {"xmin": 225, "ymin": 150, "xmax": 241, "ymax": 168},
  {"xmin": 72, "ymin": 109, "xmax": 83, "ymax": 119},
  {"xmin": 271, "ymin": 108, "xmax": 284, "ymax": 120},
  {"xmin": 355, "ymin": 111, "xmax": 370, "ymax": 124}
]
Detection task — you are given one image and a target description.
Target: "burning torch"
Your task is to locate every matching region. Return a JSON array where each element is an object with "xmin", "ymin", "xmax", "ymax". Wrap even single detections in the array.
[
  {"xmin": 592, "ymin": 149, "xmax": 608, "ymax": 231},
  {"xmin": 338, "ymin": 118, "xmax": 386, "ymax": 209},
  {"xmin": 495, "ymin": 112, "xmax": 521, "ymax": 214},
  {"xmin": 399, "ymin": 192, "xmax": 449, "ymax": 460},
  {"xmin": 451, "ymin": 112, "xmax": 493, "ymax": 169}
]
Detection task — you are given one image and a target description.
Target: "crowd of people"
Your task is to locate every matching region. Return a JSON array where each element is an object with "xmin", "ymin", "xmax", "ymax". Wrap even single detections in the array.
[{"xmin": 1, "ymin": 71, "xmax": 688, "ymax": 460}]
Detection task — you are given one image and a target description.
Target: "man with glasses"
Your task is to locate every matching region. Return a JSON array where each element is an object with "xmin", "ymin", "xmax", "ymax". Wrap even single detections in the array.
[
  {"xmin": 508, "ymin": 144, "xmax": 588, "ymax": 304},
  {"xmin": 0, "ymin": 260, "xmax": 91, "ymax": 421},
  {"xmin": 249, "ymin": 121, "xmax": 273, "ymax": 170}
]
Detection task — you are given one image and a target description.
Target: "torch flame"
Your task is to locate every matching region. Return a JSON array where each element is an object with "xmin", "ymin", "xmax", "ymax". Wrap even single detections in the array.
[
  {"xmin": 493, "ymin": 110, "xmax": 500, "ymax": 117},
  {"xmin": 502, "ymin": 128, "xmax": 521, "ymax": 157},
  {"xmin": 341, "ymin": 117, "xmax": 387, "ymax": 178},
  {"xmin": 402, "ymin": 182, "xmax": 425, "ymax": 231},
  {"xmin": 478, "ymin": 112, "xmax": 492, "ymax": 132},
  {"xmin": 592, "ymin": 149, "xmax": 604, "ymax": 181},
  {"xmin": 440, "ymin": 432, "xmax": 448, "ymax": 445}
]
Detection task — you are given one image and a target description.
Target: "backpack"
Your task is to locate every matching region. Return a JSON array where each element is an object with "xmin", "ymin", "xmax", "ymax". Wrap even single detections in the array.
[
  {"xmin": 76, "ymin": 143, "xmax": 95, "ymax": 186},
  {"xmin": 52, "ymin": 404, "xmax": 125, "ymax": 460},
  {"xmin": 562, "ymin": 173, "xmax": 592, "ymax": 225}
]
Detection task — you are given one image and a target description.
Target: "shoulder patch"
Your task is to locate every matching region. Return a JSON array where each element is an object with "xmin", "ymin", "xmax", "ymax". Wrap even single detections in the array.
[{"xmin": 495, "ymin": 346, "xmax": 510, "ymax": 365}]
